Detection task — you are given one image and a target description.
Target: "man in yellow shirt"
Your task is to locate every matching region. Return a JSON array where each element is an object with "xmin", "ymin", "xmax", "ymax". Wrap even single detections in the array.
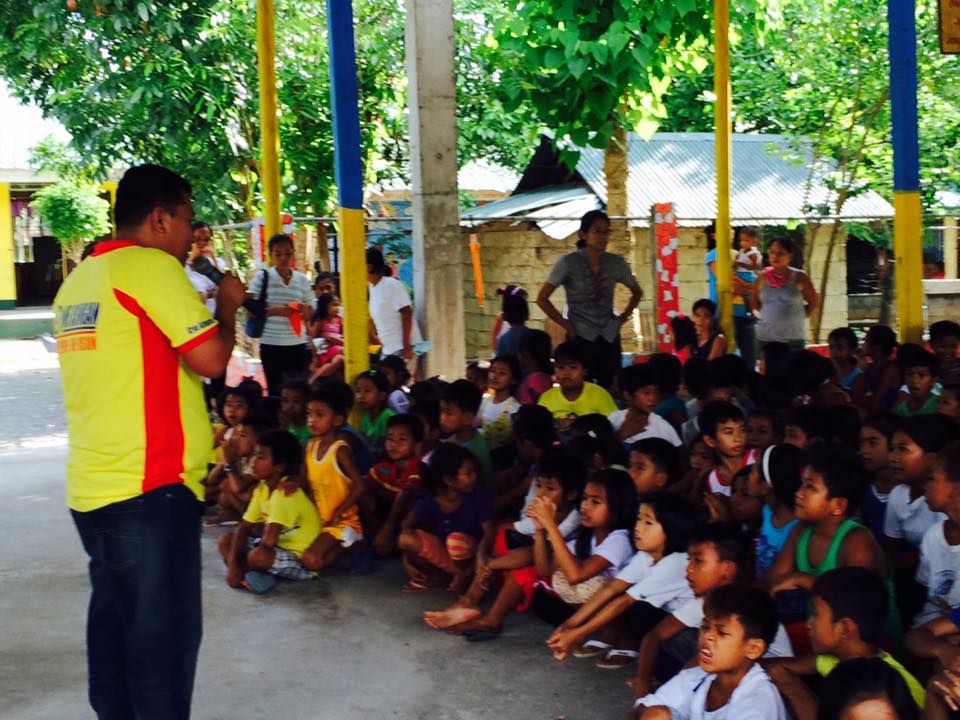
[{"xmin": 55, "ymin": 164, "xmax": 245, "ymax": 720}]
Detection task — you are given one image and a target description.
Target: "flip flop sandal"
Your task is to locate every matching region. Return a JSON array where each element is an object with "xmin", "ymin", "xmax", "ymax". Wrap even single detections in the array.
[
  {"xmin": 401, "ymin": 579, "xmax": 430, "ymax": 593},
  {"xmin": 572, "ymin": 640, "xmax": 612, "ymax": 659},
  {"xmin": 244, "ymin": 570, "xmax": 278, "ymax": 595},
  {"xmin": 595, "ymin": 649, "xmax": 639, "ymax": 670}
]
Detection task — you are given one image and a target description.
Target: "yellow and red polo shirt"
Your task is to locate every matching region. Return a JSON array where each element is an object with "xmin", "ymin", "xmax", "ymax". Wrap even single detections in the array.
[{"xmin": 53, "ymin": 240, "xmax": 219, "ymax": 512}]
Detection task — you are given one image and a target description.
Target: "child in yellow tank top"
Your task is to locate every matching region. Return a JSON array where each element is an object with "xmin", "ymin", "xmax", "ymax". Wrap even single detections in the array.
[{"xmin": 302, "ymin": 388, "xmax": 366, "ymax": 572}]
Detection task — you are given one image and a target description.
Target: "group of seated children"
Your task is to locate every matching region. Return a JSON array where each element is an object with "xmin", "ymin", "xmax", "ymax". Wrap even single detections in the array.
[{"xmin": 200, "ymin": 305, "xmax": 960, "ymax": 719}]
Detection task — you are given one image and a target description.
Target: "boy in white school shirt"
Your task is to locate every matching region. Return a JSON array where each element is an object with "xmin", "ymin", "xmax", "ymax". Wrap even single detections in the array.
[{"xmin": 629, "ymin": 583, "xmax": 787, "ymax": 720}]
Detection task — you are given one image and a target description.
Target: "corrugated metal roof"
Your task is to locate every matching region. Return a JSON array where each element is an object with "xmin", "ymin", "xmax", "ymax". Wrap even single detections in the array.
[
  {"xmin": 461, "ymin": 184, "xmax": 599, "ymax": 239},
  {"xmin": 576, "ymin": 132, "xmax": 894, "ymax": 226}
]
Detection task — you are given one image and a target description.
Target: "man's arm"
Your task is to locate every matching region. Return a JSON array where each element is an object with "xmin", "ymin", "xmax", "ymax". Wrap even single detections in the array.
[{"xmin": 182, "ymin": 274, "xmax": 245, "ymax": 378}]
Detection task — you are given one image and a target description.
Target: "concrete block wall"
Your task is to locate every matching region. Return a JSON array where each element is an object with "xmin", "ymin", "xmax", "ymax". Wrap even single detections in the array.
[{"xmin": 457, "ymin": 222, "xmax": 850, "ymax": 359}]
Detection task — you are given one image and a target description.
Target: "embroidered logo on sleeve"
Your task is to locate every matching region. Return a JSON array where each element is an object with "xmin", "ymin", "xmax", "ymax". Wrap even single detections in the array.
[{"xmin": 186, "ymin": 317, "xmax": 216, "ymax": 335}]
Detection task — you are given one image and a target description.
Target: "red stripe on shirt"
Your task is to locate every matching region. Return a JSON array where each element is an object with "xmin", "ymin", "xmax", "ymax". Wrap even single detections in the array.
[
  {"xmin": 177, "ymin": 323, "xmax": 218, "ymax": 354},
  {"xmin": 91, "ymin": 240, "xmax": 137, "ymax": 256},
  {"xmin": 114, "ymin": 288, "xmax": 186, "ymax": 494}
]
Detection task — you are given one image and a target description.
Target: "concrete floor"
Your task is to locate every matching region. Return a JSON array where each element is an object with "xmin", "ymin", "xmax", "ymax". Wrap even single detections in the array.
[{"xmin": 0, "ymin": 343, "xmax": 630, "ymax": 720}]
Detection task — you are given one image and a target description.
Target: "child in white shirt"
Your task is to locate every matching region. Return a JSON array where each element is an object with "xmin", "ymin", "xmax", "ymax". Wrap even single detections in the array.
[
  {"xmin": 914, "ymin": 442, "xmax": 960, "ymax": 626},
  {"xmin": 630, "ymin": 583, "xmax": 787, "ymax": 720},
  {"xmin": 547, "ymin": 492, "xmax": 696, "ymax": 668}
]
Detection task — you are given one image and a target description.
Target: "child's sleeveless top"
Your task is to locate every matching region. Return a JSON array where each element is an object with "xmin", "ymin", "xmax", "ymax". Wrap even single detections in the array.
[
  {"xmin": 305, "ymin": 439, "xmax": 361, "ymax": 536},
  {"xmin": 796, "ymin": 517, "xmax": 902, "ymax": 641},
  {"xmin": 706, "ymin": 448, "xmax": 759, "ymax": 496}
]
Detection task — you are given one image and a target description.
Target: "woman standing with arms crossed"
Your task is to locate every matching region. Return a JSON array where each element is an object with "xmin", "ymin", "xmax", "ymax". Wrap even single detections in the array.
[
  {"xmin": 536, "ymin": 211, "xmax": 643, "ymax": 389},
  {"xmin": 750, "ymin": 236, "xmax": 819, "ymax": 353},
  {"xmin": 249, "ymin": 234, "xmax": 314, "ymax": 396}
]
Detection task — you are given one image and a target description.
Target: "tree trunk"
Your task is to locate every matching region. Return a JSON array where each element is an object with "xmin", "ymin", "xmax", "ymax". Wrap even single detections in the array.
[
  {"xmin": 604, "ymin": 121, "xmax": 628, "ymax": 242},
  {"xmin": 811, "ymin": 220, "xmax": 844, "ymax": 343}
]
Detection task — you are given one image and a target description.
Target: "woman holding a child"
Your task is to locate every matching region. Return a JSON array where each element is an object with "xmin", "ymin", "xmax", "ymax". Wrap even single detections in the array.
[{"xmin": 537, "ymin": 210, "xmax": 643, "ymax": 389}]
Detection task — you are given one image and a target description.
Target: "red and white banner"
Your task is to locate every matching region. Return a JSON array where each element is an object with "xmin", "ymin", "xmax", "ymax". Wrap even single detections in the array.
[{"xmin": 654, "ymin": 202, "xmax": 679, "ymax": 352}]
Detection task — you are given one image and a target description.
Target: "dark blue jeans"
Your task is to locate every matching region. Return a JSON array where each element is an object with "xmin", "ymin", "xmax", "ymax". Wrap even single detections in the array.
[{"xmin": 71, "ymin": 484, "xmax": 203, "ymax": 720}]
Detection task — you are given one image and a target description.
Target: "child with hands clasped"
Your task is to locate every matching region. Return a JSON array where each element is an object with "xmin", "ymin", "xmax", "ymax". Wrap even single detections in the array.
[
  {"xmin": 629, "ymin": 584, "xmax": 787, "ymax": 720},
  {"xmin": 213, "ymin": 386, "xmax": 254, "ymax": 455},
  {"xmin": 547, "ymin": 493, "xmax": 696, "ymax": 669},
  {"xmin": 422, "ymin": 448, "xmax": 584, "ymax": 638},
  {"xmin": 303, "ymin": 388, "xmax": 366, "ymax": 571},
  {"xmin": 398, "ymin": 444, "xmax": 494, "ymax": 593},
  {"xmin": 204, "ymin": 422, "xmax": 259, "ymax": 526},
  {"xmin": 219, "ymin": 430, "xmax": 323, "ymax": 593},
  {"xmin": 527, "ymin": 468, "xmax": 636, "ymax": 629}
]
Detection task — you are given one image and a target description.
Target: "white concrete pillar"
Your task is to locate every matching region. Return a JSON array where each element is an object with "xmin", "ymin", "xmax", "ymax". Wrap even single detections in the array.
[
  {"xmin": 405, "ymin": 0, "xmax": 465, "ymax": 378},
  {"xmin": 945, "ymin": 216, "xmax": 958, "ymax": 280}
]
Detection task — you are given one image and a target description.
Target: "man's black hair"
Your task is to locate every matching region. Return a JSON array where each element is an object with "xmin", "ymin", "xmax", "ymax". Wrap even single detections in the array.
[
  {"xmin": 440, "ymin": 379, "xmax": 483, "ymax": 415},
  {"xmin": 699, "ymin": 400, "xmax": 745, "ymax": 439},
  {"xmin": 115, "ymin": 164, "xmax": 191, "ymax": 230},
  {"xmin": 703, "ymin": 583, "xmax": 779, "ymax": 648},
  {"xmin": 812, "ymin": 567, "xmax": 888, "ymax": 646},
  {"xmin": 256, "ymin": 429, "xmax": 303, "ymax": 476},
  {"xmin": 690, "ymin": 522, "xmax": 746, "ymax": 565},
  {"xmin": 386, "ymin": 413, "xmax": 424, "ymax": 443},
  {"xmin": 617, "ymin": 363, "xmax": 658, "ymax": 396},
  {"xmin": 630, "ymin": 438, "xmax": 680, "ymax": 484},
  {"xmin": 806, "ymin": 440, "xmax": 865, "ymax": 515}
]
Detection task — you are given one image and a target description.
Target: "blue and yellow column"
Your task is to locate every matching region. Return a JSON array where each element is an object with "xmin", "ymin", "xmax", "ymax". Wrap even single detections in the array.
[
  {"xmin": 714, "ymin": 0, "xmax": 735, "ymax": 350},
  {"xmin": 327, "ymin": 0, "xmax": 368, "ymax": 380},
  {"xmin": 889, "ymin": 0, "xmax": 924, "ymax": 344},
  {"xmin": 0, "ymin": 182, "xmax": 15, "ymax": 309}
]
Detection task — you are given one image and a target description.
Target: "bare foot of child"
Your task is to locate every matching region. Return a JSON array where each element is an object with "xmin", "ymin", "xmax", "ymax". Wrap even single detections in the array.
[
  {"xmin": 423, "ymin": 605, "xmax": 482, "ymax": 630},
  {"xmin": 452, "ymin": 615, "xmax": 501, "ymax": 637}
]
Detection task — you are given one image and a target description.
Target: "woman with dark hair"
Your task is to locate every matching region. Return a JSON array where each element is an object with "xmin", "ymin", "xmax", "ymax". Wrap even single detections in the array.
[
  {"xmin": 750, "ymin": 236, "xmax": 820, "ymax": 353},
  {"xmin": 536, "ymin": 210, "xmax": 643, "ymax": 388},
  {"xmin": 248, "ymin": 234, "xmax": 313, "ymax": 396},
  {"xmin": 367, "ymin": 247, "xmax": 421, "ymax": 374}
]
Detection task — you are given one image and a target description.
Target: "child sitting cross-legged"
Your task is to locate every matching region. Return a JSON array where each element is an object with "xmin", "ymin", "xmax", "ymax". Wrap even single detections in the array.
[
  {"xmin": 361, "ymin": 413, "xmax": 426, "ymax": 558},
  {"xmin": 219, "ymin": 430, "xmax": 323, "ymax": 593},
  {"xmin": 629, "ymin": 583, "xmax": 788, "ymax": 720},
  {"xmin": 526, "ymin": 468, "xmax": 637, "ymax": 631},
  {"xmin": 303, "ymin": 387, "xmax": 366, "ymax": 572},
  {"xmin": 629, "ymin": 523, "xmax": 795, "ymax": 702},
  {"xmin": 538, "ymin": 341, "xmax": 617, "ymax": 436},
  {"xmin": 421, "ymin": 446, "xmax": 583, "ymax": 638},
  {"xmin": 440, "ymin": 379, "xmax": 494, "ymax": 489},
  {"xmin": 764, "ymin": 566, "xmax": 925, "ymax": 720},
  {"xmin": 546, "ymin": 492, "xmax": 696, "ymax": 670},
  {"xmin": 398, "ymin": 444, "xmax": 494, "ymax": 593},
  {"xmin": 609, "ymin": 364, "xmax": 682, "ymax": 448}
]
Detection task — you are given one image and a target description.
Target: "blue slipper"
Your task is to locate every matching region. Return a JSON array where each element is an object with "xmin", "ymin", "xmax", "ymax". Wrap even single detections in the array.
[
  {"xmin": 348, "ymin": 543, "xmax": 375, "ymax": 575},
  {"xmin": 244, "ymin": 571, "xmax": 278, "ymax": 594},
  {"xmin": 463, "ymin": 628, "xmax": 501, "ymax": 642}
]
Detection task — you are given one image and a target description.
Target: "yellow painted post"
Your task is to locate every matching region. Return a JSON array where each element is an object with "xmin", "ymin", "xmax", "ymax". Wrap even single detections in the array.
[
  {"xmin": 338, "ymin": 208, "xmax": 369, "ymax": 382},
  {"xmin": 256, "ymin": 0, "xmax": 282, "ymax": 240},
  {"xmin": 0, "ymin": 182, "xmax": 15, "ymax": 308},
  {"xmin": 894, "ymin": 192, "xmax": 925, "ymax": 343},
  {"xmin": 101, "ymin": 181, "xmax": 118, "ymax": 235},
  {"xmin": 714, "ymin": 0, "xmax": 735, "ymax": 350}
]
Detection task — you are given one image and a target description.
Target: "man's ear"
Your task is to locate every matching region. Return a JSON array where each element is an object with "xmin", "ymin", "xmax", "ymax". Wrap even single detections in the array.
[{"xmin": 743, "ymin": 637, "xmax": 766, "ymax": 661}]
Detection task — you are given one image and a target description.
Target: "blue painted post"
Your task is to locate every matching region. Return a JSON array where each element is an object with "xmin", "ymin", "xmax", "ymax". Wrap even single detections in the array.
[
  {"xmin": 326, "ymin": 0, "xmax": 368, "ymax": 380},
  {"xmin": 888, "ymin": 0, "xmax": 924, "ymax": 343}
]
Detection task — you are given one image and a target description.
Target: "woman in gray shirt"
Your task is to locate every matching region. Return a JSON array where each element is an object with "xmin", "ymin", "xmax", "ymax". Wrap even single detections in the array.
[
  {"xmin": 750, "ymin": 236, "xmax": 819, "ymax": 353},
  {"xmin": 536, "ymin": 211, "xmax": 643, "ymax": 388}
]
